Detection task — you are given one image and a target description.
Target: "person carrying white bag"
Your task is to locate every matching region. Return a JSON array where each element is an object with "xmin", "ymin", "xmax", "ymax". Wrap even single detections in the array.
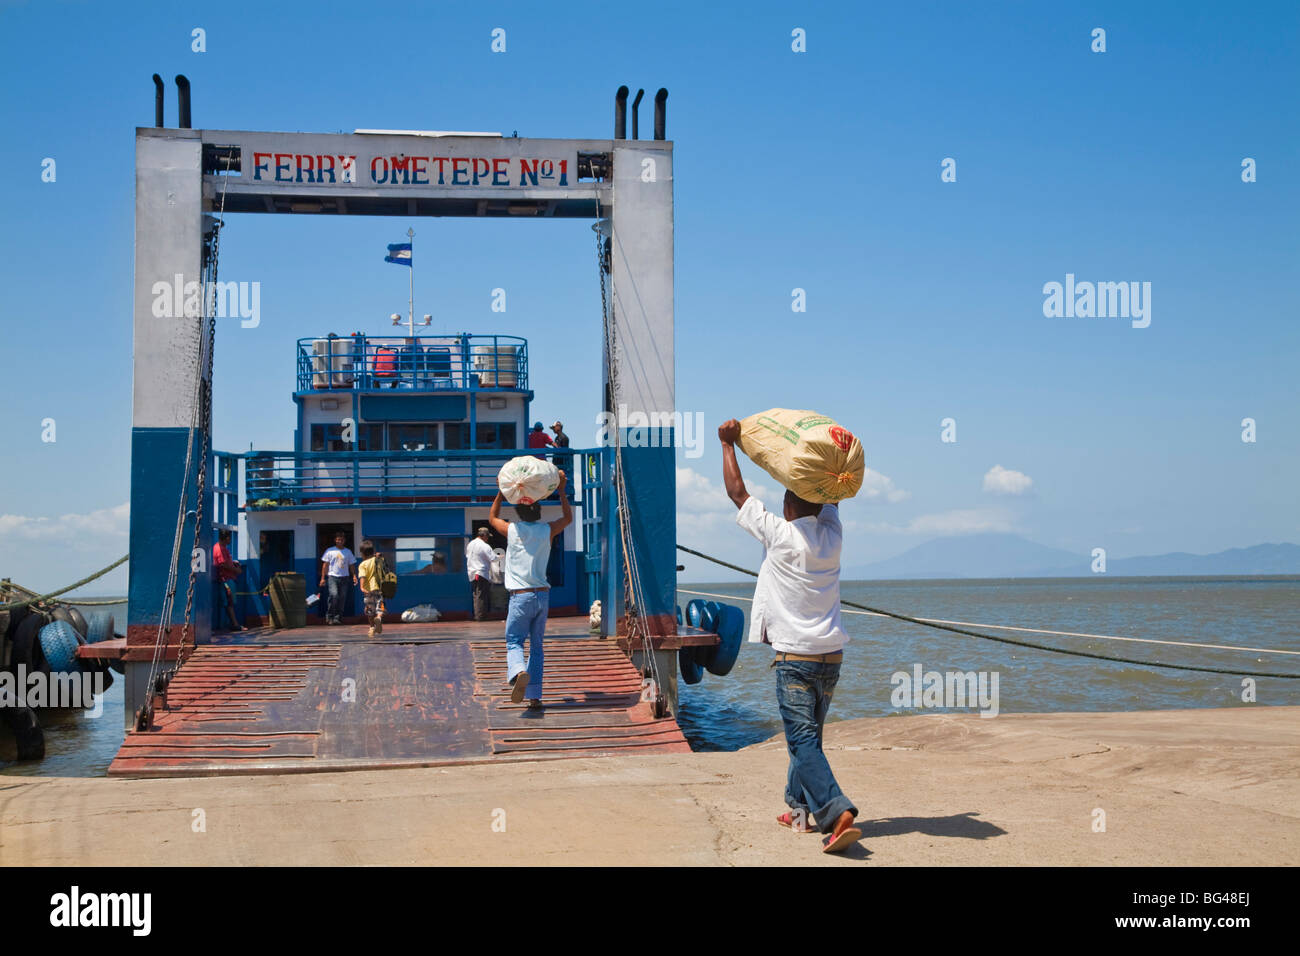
[{"xmin": 489, "ymin": 465, "xmax": 572, "ymax": 710}]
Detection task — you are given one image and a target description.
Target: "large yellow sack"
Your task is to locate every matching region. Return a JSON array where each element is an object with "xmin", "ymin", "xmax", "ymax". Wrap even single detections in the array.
[{"xmin": 737, "ymin": 409, "xmax": 865, "ymax": 503}]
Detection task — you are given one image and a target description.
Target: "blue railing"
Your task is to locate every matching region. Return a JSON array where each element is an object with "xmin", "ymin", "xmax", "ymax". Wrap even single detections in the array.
[
  {"xmin": 213, "ymin": 451, "xmax": 241, "ymax": 528},
  {"xmin": 295, "ymin": 333, "xmax": 528, "ymax": 392},
  {"xmin": 243, "ymin": 447, "xmax": 590, "ymax": 509}
]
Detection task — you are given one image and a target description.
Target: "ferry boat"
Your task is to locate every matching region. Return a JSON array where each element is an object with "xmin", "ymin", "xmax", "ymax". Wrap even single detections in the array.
[
  {"xmin": 96, "ymin": 84, "xmax": 749, "ymax": 774},
  {"xmin": 221, "ymin": 330, "xmax": 587, "ymax": 625}
]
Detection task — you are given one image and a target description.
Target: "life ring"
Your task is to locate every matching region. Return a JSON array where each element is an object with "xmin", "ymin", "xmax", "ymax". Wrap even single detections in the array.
[{"xmin": 703, "ymin": 603, "xmax": 745, "ymax": 677}]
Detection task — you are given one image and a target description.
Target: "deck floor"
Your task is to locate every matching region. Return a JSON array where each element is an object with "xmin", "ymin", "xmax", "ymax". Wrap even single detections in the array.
[{"xmin": 108, "ymin": 618, "xmax": 691, "ymax": 777}]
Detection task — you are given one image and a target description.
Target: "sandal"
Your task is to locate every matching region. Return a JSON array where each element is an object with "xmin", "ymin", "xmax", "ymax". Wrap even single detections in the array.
[
  {"xmin": 821, "ymin": 819, "xmax": 863, "ymax": 854},
  {"xmin": 510, "ymin": 671, "xmax": 530, "ymax": 703},
  {"xmin": 776, "ymin": 811, "xmax": 818, "ymax": 833}
]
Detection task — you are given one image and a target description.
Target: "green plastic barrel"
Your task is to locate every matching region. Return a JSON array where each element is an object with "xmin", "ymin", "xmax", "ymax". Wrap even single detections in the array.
[{"xmin": 269, "ymin": 572, "xmax": 307, "ymax": 629}]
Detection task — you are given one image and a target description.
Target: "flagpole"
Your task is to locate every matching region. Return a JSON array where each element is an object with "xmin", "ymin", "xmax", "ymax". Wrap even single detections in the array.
[{"xmin": 405, "ymin": 227, "xmax": 415, "ymax": 338}]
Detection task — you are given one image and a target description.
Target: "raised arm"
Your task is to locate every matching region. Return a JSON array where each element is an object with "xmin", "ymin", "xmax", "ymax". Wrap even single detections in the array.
[
  {"xmin": 718, "ymin": 419, "xmax": 750, "ymax": 510},
  {"xmin": 549, "ymin": 470, "xmax": 573, "ymax": 539},
  {"xmin": 488, "ymin": 492, "xmax": 510, "ymax": 538}
]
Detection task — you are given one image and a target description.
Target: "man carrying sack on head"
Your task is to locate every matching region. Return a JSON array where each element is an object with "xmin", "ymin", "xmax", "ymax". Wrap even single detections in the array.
[
  {"xmin": 490, "ymin": 464, "xmax": 573, "ymax": 711},
  {"xmin": 718, "ymin": 414, "xmax": 863, "ymax": 855}
]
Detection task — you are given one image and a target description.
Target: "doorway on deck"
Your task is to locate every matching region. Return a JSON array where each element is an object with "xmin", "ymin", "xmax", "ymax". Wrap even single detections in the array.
[{"xmin": 315, "ymin": 521, "xmax": 357, "ymax": 619}]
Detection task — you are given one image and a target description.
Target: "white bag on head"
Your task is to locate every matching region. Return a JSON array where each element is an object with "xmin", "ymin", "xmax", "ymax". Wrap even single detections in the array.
[{"xmin": 497, "ymin": 455, "xmax": 560, "ymax": 505}]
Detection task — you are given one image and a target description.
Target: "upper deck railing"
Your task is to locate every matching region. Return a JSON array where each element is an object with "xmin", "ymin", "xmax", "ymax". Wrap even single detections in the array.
[
  {"xmin": 243, "ymin": 447, "xmax": 587, "ymax": 509},
  {"xmin": 296, "ymin": 333, "xmax": 528, "ymax": 392}
]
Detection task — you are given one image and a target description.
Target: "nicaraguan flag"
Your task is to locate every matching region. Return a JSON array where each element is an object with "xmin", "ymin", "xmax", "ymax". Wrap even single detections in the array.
[{"xmin": 384, "ymin": 243, "xmax": 412, "ymax": 266}]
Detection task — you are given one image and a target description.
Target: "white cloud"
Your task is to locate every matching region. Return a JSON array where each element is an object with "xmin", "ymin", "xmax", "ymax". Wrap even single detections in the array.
[
  {"xmin": 0, "ymin": 503, "xmax": 130, "ymax": 594},
  {"xmin": 0, "ymin": 502, "xmax": 130, "ymax": 541},
  {"xmin": 859, "ymin": 468, "xmax": 910, "ymax": 503},
  {"xmin": 675, "ymin": 467, "xmax": 777, "ymax": 531},
  {"xmin": 848, "ymin": 507, "xmax": 1017, "ymax": 537},
  {"xmin": 982, "ymin": 465, "xmax": 1034, "ymax": 496}
]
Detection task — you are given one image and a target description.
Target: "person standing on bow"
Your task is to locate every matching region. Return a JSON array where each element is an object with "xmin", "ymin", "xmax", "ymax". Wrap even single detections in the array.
[
  {"xmin": 718, "ymin": 418, "xmax": 862, "ymax": 855},
  {"xmin": 488, "ymin": 470, "xmax": 572, "ymax": 711}
]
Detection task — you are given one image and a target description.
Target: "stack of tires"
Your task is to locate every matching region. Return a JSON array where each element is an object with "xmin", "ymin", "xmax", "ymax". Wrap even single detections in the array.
[
  {"xmin": 677, "ymin": 599, "xmax": 745, "ymax": 685},
  {"xmin": 1, "ymin": 603, "xmax": 52, "ymax": 760}
]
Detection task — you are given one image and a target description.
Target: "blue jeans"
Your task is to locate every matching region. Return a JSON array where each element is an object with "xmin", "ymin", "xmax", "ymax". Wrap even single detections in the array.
[
  {"xmin": 505, "ymin": 590, "xmax": 548, "ymax": 698},
  {"xmin": 775, "ymin": 660, "xmax": 858, "ymax": 833},
  {"xmin": 326, "ymin": 575, "xmax": 352, "ymax": 621}
]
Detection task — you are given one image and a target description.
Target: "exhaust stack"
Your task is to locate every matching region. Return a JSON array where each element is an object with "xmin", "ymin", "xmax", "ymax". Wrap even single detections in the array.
[{"xmin": 175, "ymin": 75, "xmax": 191, "ymax": 129}]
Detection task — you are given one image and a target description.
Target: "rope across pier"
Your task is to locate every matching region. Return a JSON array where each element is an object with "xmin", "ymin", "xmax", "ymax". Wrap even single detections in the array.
[{"xmin": 676, "ymin": 545, "xmax": 1300, "ymax": 680}]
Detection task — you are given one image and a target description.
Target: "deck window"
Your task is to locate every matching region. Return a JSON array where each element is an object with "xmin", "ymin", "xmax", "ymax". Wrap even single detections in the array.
[{"xmin": 368, "ymin": 535, "xmax": 465, "ymax": 575}]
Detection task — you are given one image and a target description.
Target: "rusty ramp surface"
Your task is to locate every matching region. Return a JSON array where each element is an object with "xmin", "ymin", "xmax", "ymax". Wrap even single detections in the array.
[{"xmin": 109, "ymin": 623, "xmax": 689, "ymax": 777}]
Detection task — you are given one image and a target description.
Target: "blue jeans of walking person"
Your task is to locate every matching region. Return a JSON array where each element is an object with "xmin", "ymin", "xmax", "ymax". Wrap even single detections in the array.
[
  {"xmin": 505, "ymin": 589, "xmax": 548, "ymax": 699},
  {"xmin": 326, "ymin": 575, "xmax": 352, "ymax": 622},
  {"xmin": 775, "ymin": 660, "xmax": 858, "ymax": 833}
]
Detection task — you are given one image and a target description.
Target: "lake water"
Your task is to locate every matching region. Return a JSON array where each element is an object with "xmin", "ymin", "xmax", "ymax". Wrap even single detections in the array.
[
  {"xmin": 1, "ymin": 600, "xmax": 126, "ymax": 777},
  {"xmin": 3, "ymin": 580, "xmax": 1298, "ymax": 773},
  {"xmin": 675, "ymin": 576, "xmax": 1300, "ymax": 751}
]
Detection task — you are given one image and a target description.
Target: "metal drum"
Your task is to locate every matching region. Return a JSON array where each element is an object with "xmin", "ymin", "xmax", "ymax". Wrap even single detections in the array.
[{"xmin": 269, "ymin": 572, "xmax": 307, "ymax": 628}]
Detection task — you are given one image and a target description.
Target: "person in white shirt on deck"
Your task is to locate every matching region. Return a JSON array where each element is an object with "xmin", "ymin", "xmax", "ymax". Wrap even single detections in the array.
[
  {"xmin": 489, "ymin": 471, "xmax": 573, "ymax": 711},
  {"xmin": 318, "ymin": 531, "xmax": 358, "ymax": 625},
  {"xmin": 719, "ymin": 418, "xmax": 862, "ymax": 854},
  {"xmin": 465, "ymin": 527, "xmax": 496, "ymax": 621}
]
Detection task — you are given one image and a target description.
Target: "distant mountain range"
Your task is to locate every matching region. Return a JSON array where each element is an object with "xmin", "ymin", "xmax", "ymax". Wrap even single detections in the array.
[{"xmin": 845, "ymin": 534, "xmax": 1300, "ymax": 580}]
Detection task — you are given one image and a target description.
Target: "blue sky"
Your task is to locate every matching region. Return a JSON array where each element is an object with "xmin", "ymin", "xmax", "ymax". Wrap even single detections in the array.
[{"xmin": 1, "ymin": 0, "xmax": 1297, "ymax": 590}]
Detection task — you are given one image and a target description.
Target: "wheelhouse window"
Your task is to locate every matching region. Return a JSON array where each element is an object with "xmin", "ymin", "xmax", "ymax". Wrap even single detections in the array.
[
  {"xmin": 309, "ymin": 423, "xmax": 349, "ymax": 451},
  {"xmin": 310, "ymin": 422, "xmax": 385, "ymax": 451},
  {"xmin": 447, "ymin": 423, "xmax": 516, "ymax": 449},
  {"xmin": 390, "ymin": 424, "xmax": 439, "ymax": 452}
]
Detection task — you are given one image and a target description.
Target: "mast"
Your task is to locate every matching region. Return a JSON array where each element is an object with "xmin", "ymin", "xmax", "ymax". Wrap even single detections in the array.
[{"xmin": 407, "ymin": 226, "xmax": 415, "ymax": 338}]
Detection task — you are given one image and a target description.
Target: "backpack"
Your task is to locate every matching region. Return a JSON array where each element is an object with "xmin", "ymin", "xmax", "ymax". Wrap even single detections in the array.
[{"xmin": 377, "ymin": 555, "xmax": 398, "ymax": 600}]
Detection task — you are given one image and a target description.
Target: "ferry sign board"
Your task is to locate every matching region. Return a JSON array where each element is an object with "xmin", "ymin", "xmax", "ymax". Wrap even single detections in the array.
[
  {"xmin": 193, "ymin": 129, "xmax": 597, "ymax": 193},
  {"xmin": 249, "ymin": 148, "xmax": 572, "ymax": 188}
]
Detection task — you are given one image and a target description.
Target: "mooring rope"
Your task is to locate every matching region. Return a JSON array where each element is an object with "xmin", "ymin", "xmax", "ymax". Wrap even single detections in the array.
[
  {"xmin": 675, "ymin": 587, "xmax": 1300, "ymax": 658},
  {"xmin": 0, "ymin": 555, "xmax": 130, "ymax": 611},
  {"xmin": 676, "ymin": 545, "xmax": 1300, "ymax": 680}
]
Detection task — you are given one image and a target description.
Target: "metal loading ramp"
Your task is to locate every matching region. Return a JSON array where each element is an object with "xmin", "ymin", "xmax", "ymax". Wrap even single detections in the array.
[{"xmin": 108, "ymin": 618, "xmax": 689, "ymax": 777}]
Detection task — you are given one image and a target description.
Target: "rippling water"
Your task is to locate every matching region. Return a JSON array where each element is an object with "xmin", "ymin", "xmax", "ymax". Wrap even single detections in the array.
[
  {"xmin": 1, "ymin": 601, "xmax": 126, "ymax": 777},
  {"xmin": 675, "ymin": 576, "xmax": 1300, "ymax": 751},
  {"xmin": 5, "ymin": 582, "xmax": 1298, "ymax": 772}
]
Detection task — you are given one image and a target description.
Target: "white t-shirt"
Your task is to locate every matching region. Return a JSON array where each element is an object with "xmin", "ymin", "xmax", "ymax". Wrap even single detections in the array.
[
  {"xmin": 320, "ymin": 546, "xmax": 356, "ymax": 578},
  {"xmin": 735, "ymin": 497, "xmax": 849, "ymax": 654},
  {"xmin": 465, "ymin": 537, "xmax": 495, "ymax": 581},
  {"xmin": 504, "ymin": 522, "xmax": 551, "ymax": 591}
]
